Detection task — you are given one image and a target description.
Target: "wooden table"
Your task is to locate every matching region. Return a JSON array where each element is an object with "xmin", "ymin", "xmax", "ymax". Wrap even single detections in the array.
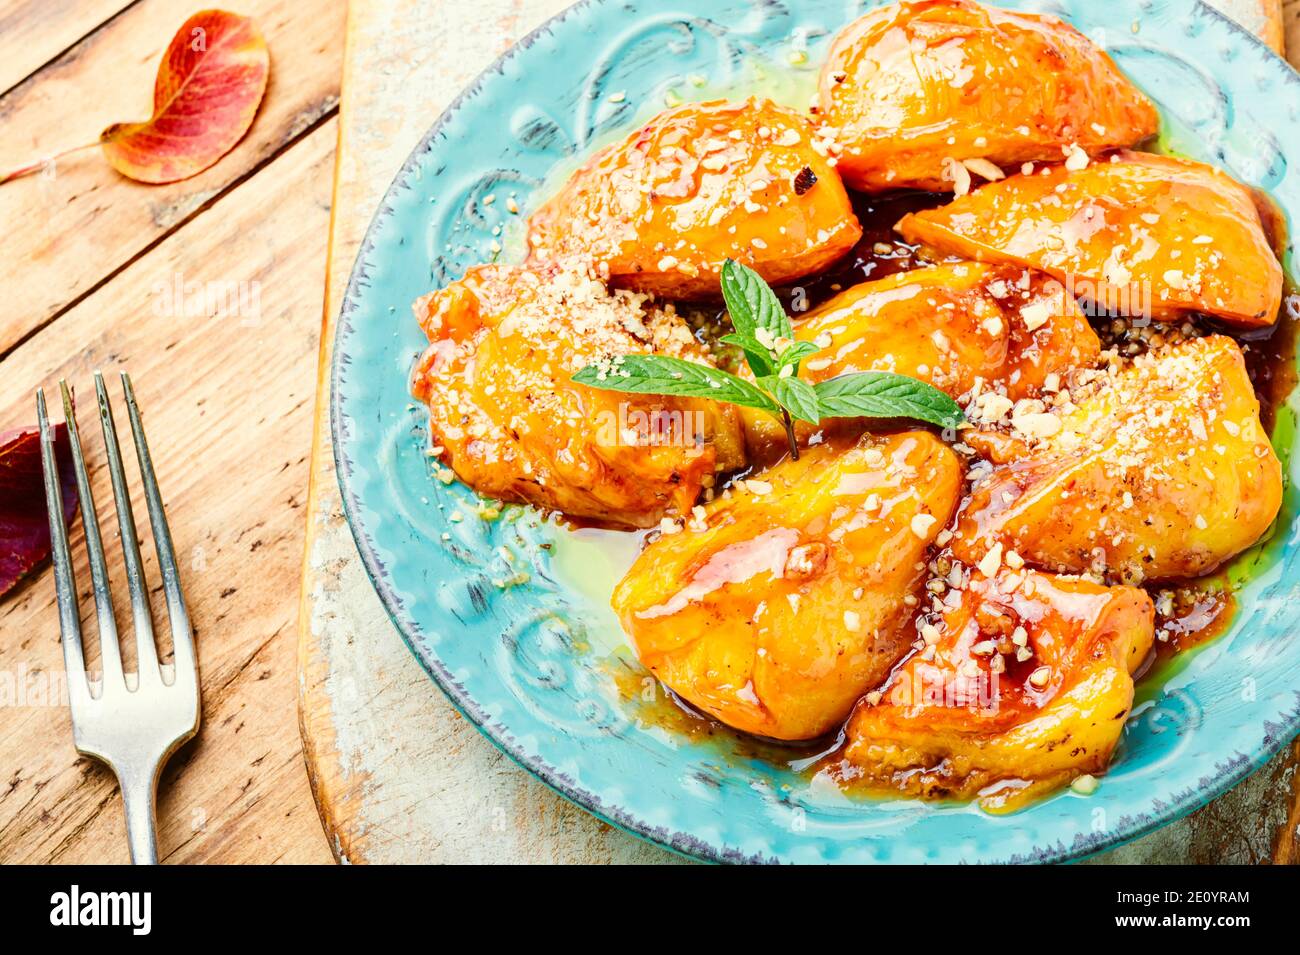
[
  {"xmin": 298, "ymin": 0, "xmax": 1300, "ymax": 865},
  {"xmin": 0, "ymin": 0, "xmax": 341, "ymax": 863},
  {"xmin": 3, "ymin": 0, "xmax": 1299, "ymax": 866}
]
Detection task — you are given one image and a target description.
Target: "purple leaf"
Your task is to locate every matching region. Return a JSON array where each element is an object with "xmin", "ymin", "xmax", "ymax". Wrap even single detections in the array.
[{"xmin": 0, "ymin": 422, "xmax": 78, "ymax": 598}]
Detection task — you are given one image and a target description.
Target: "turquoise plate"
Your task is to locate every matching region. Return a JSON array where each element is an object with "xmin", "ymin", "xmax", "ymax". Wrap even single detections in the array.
[{"xmin": 333, "ymin": 0, "xmax": 1300, "ymax": 863}]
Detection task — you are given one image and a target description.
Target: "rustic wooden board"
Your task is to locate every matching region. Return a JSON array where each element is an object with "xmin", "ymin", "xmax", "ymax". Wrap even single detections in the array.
[
  {"xmin": 1225, "ymin": 0, "xmax": 1286, "ymax": 49},
  {"xmin": 299, "ymin": 0, "xmax": 682, "ymax": 865},
  {"xmin": 0, "ymin": 1, "xmax": 344, "ymax": 864},
  {"xmin": 299, "ymin": 0, "xmax": 1300, "ymax": 864}
]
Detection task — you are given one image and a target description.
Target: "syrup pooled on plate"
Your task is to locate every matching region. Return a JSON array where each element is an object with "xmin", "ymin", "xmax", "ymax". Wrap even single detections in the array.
[
  {"xmin": 548, "ymin": 186, "xmax": 1296, "ymax": 811},
  {"xmin": 408, "ymin": 4, "xmax": 1293, "ymax": 813}
]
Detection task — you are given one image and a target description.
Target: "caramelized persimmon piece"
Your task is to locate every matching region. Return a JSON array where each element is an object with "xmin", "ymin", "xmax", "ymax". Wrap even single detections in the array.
[
  {"xmin": 834, "ymin": 569, "xmax": 1155, "ymax": 811},
  {"xmin": 954, "ymin": 335, "xmax": 1282, "ymax": 582},
  {"xmin": 740, "ymin": 263, "xmax": 1099, "ymax": 462},
  {"xmin": 818, "ymin": 0, "xmax": 1157, "ymax": 192},
  {"xmin": 526, "ymin": 98, "xmax": 861, "ymax": 299},
  {"xmin": 898, "ymin": 151, "xmax": 1283, "ymax": 326},
  {"xmin": 411, "ymin": 264, "xmax": 745, "ymax": 529},
  {"xmin": 793, "ymin": 263, "xmax": 1099, "ymax": 397},
  {"xmin": 611, "ymin": 432, "xmax": 961, "ymax": 740}
]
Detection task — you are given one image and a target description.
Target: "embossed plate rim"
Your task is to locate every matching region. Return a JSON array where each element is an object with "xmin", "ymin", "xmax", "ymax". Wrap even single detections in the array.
[{"xmin": 332, "ymin": 0, "xmax": 1300, "ymax": 864}]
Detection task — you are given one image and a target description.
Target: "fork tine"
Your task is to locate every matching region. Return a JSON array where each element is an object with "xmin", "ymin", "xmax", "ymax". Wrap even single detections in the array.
[
  {"xmin": 60, "ymin": 380, "xmax": 125, "ymax": 693},
  {"xmin": 37, "ymin": 389, "xmax": 91, "ymax": 707},
  {"xmin": 93, "ymin": 371, "xmax": 161, "ymax": 685},
  {"xmin": 120, "ymin": 372, "xmax": 196, "ymax": 688}
]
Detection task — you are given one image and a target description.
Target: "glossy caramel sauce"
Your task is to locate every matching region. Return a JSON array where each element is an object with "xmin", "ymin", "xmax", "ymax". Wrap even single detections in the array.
[
  {"xmin": 605, "ymin": 652, "xmax": 842, "ymax": 765},
  {"xmin": 563, "ymin": 186, "xmax": 1297, "ymax": 803},
  {"xmin": 809, "ymin": 188, "xmax": 1293, "ymax": 653},
  {"xmin": 1152, "ymin": 581, "xmax": 1236, "ymax": 663},
  {"xmin": 794, "ymin": 191, "xmax": 947, "ymax": 299},
  {"xmin": 1240, "ymin": 192, "xmax": 1299, "ymax": 434}
]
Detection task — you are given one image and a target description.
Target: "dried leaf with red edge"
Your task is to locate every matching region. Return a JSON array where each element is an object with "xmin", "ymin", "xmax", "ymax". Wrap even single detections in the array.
[
  {"xmin": 100, "ymin": 10, "xmax": 270, "ymax": 184},
  {"xmin": 0, "ymin": 423, "xmax": 77, "ymax": 599}
]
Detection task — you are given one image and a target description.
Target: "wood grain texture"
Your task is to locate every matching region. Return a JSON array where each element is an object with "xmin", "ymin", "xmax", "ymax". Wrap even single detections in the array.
[
  {"xmin": 1216, "ymin": 0, "xmax": 1285, "ymax": 50},
  {"xmin": 0, "ymin": 123, "xmax": 337, "ymax": 864},
  {"xmin": 0, "ymin": 0, "xmax": 135, "ymax": 96},
  {"xmin": 299, "ymin": 0, "xmax": 679, "ymax": 864},
  {"xmin": 0, "ymin": 1, "xmax": 343, "ymax": 864},
  {"xmin": 300, "ymin": 0, "xmax": 1300, "ymax": 864},
  {"xmin": 0, "ymin": 0, "xmax": 343, "ymax": 358},
  {"xmin": 1287, "ymin": 0, "xmax": 1300, "ymax": 61}
]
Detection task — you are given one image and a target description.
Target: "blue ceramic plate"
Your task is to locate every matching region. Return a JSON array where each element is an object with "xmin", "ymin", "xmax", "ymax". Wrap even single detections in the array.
[{"xmin": 334, "ymin": 0, "xmax": 1300, "ymax": 863}]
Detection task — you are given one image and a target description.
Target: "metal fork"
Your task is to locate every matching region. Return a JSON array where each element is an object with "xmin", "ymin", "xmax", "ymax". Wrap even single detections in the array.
[{"xmin": 37, "ymin": 372, "xmax": 200, "ymax": 865}]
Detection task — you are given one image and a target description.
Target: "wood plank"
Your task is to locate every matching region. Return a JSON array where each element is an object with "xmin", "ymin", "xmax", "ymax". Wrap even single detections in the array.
[
  {"xmin": 1286, "ymin": 0, "xmax": 1300, "ymax": 62},
  {"xmin": 0, "ymin": 0, "xmax": 345, "ymax": 358},
  {"xmin": 1218, "ymin": 0, "xmax": 1285, "ymax": 50},
  {"xmin": 300, "ymin": 0, "xmax": 1300, "ymax": 865},
  {"xmin": 0, "ymin": 0, "xmax": 136, "ymax": 96},
  {"xmin": 0, "ymin": 118, "xmax": 338, "ymax": 865},
  {"xmin": 299, "ymin": 0, "xmax": 676, "ymax": 864}
]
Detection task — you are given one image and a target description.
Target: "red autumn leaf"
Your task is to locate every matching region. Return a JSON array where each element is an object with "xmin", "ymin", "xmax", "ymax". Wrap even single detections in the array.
[
  {"xmin": 0, "ymin": 423, "xmax": 78, "ymax": 599},
  {"xmin": 99, "ymin": 10, "xmax": 270, "ymax": 184}
]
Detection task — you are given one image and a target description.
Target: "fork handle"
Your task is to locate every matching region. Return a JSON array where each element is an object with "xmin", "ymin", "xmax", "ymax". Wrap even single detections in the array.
[{"xmin": 117, "ymin": 762, "xmax": 161, "ymax": 865}]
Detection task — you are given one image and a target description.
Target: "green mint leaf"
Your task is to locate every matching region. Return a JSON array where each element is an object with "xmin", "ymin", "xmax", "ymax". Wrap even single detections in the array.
[
  {"xmin": 573, "ymin": 355, "xmax": 780, "ymax": 415},
  {"xmin": 761, "ymin": 374, "xmax": 821, "ymax": 424},
  {"xmin": 721, "ymin": 258, "xmax": 793, "ymax": 344},
  {"xmin": 814, "ymin": 372, "xmax": 965, "ymax": 429},
  {"xmin": 718, "ymin": 332, "xmax": 776, "ymax": 379},
  {"xmin": 776, "ymin": 340, "xmax": 820, "ymax": 373},
  {"xmin": 718, "ymin": 332, "xmax": 756, "ymax": 350}
]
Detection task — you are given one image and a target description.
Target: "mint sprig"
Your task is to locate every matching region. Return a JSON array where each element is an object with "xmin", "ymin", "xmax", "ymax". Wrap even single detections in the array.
[
  {"xmin": 721, "ymin": 256, "xmax": 791, "ymax": 343},
  {"xmin": 573, "ymin": 259, "xmax": 964, "ymax": 460},
  {"xmin": 814, "ymin": 372, "xmax": 967, "ymax": 424},
  {"xmin": 573, "ymin": 354, "xmax": 779, "ymax": 414}
]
